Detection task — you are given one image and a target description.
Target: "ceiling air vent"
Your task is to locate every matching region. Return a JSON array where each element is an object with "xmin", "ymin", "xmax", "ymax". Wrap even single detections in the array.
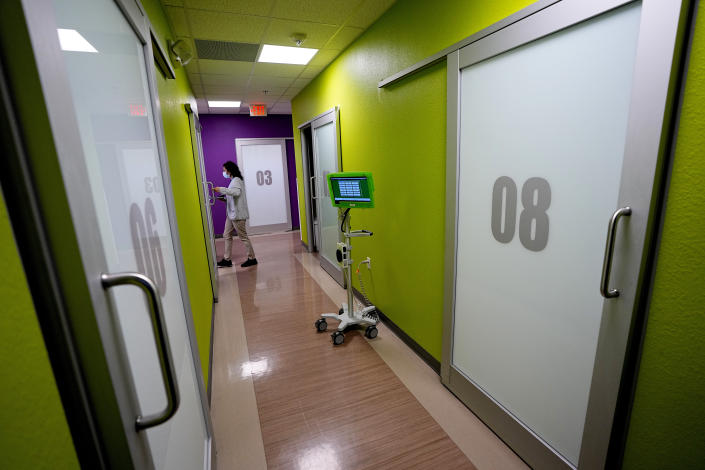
[{"xmin": 194, "ymin": 39, "xmax": 259, "ymax": 62}]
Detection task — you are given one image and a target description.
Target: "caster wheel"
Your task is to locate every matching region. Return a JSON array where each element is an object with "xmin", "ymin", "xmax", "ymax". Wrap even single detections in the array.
[
  {"xmin": 315, "ymin": 318, "xmax": 328, "ymax": 332},
  {"xmin": 365, "ymin": 325, "xmax": 378, "ymax": 339},
  {"xmin": 331, "ymin": 331, "xmax": 345, "ymax": 345},
  {"xmin": 338, "ymin": 307, "xmax": 344, "ymax": 315}
]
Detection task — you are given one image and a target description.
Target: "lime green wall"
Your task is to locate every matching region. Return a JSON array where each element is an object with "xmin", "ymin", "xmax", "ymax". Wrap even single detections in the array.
[
  {"xmin": 293, "ymin": 0, "xmax": 705, "ymax": 464},
  {"xmin": 0, "ymin": 192, "xmax": 79, "ymax": 469},
  {"xmin": 292, "ymin": 0, "xmax": 534, "ymax": 360},
  {"xmin": 141, "ymin": 0, "xmax": 213, "ymax": 384},
  {"xmin": 621, "ymin": 7, "xmax": 705, "ymax": 468}
]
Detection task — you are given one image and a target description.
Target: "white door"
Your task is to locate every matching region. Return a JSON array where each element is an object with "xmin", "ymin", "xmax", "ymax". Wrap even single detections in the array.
[
  {"xmin": 20, "ymin": 0, "xmax": 213, "ymax": 467},
  {"xmin": 443, "ymin": 1, "xmax": 687, "ymax": 469},
  {"xmin": 236, "ymin": 138, "xmax": 292, "ymax": 235},
  {"xmin": 311, "ymin": 109, "xmax": 344, "ymax": 286}
]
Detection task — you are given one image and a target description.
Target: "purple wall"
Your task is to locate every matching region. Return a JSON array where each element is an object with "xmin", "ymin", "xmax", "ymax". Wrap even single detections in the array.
[{"xmin": 200, "ymin": 114, "xmax": 299, "ymax": 234}]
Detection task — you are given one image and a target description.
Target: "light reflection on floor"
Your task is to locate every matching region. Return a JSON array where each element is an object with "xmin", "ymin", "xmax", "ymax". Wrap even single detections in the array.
[
  {"xmin": 240, "ymin": 359, "xmax": 270, "ymax": 379},
  {"xmin": 297, "ymin": 442, "xmax": 341, "ymax": 470}
]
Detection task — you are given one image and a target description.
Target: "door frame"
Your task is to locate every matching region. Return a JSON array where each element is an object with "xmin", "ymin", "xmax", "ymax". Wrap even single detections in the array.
[
  {"xmin": 1, "ymin": 0, "xmax": 214, "ymax": 467},
  {"xmin": 234, "ymin": 137, "xmax": 293, "ymax": 235},
  {"xmin": 298, "ymin": 124, "xmax": 317, "ymax": 252},
  {"xmin": 442, "ymin": 0, "xmax": 691, "ymax": 469},
  {"xmin": 186, "ymin": 104, "xmax": 219, "ymax": 302},
  {"xmin": 298, "ymin": 107, "xmax": 345, "ymax": 286}
]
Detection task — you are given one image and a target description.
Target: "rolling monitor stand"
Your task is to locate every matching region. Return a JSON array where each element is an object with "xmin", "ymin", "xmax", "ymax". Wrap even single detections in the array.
[{"xmin": 314, "ymin": 172, "xmax": 378, "ymax": 346}]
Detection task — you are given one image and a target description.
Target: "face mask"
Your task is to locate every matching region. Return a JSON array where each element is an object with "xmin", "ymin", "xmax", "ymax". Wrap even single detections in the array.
[{"xmin": 222, "ymin": 171, "xmax": 229, "ymax": 179}]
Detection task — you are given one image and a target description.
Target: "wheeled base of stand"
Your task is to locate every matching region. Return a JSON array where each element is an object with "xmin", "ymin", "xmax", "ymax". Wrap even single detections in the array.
[{"xmin": 316, "ymin": 301, "xmax": 378, "ymax": 345}]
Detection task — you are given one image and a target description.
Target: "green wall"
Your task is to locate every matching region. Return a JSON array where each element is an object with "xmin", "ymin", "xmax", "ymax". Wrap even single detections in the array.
[
  {"xmin": 141, "ymin": 0, "xmax": 213, "ymax": 384},
  {"xmin": 292, "ymin": 0, "xmax": 534, "ymax": 361},
  {"xmin": 292, "ymin": 0, "xmax": 704, "ymax": 465},
  {"xmin": 0, "ymin": 192, "xmax": 79, "ymax": 469},
  {"xmin": 621, "ymin": 6, "xmax": 705, "ymax": 468}
]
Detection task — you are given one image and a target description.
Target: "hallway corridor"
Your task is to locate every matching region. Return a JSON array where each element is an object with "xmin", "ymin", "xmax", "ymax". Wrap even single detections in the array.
[{"xmin": 209, "ymin": 232, "xmax": 526, "ymax": 470}]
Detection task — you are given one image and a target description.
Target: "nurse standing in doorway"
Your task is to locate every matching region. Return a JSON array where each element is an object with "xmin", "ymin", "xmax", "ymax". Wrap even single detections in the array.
[{"xmin": 215, "ymin": 161, "xmax": 258, "ymax": 268}]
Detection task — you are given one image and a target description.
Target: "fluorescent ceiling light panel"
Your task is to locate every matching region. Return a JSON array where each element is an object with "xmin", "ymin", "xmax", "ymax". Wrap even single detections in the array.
[
  {"xmin": 57, "ymin": 29, "xmax": 98, "ymax": 53},
  {"xmin": 208, "ymin": 100, "xmax": 241, "ymax": 108},
  {"xmin": 258, "ymin": 44, "xmax": 318, "ymax": 65}
]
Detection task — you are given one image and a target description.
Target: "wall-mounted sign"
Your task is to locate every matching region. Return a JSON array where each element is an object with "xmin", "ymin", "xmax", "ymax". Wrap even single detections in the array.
[{"xmin": 249, "ymin": 104, "xmax": 267, "ymax": 116}]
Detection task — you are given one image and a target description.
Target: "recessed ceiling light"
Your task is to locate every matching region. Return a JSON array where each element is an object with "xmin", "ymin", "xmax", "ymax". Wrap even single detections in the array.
[
  {"xmin": 57, "ymin": 29, "xmax": 98, "ymax": 53},
  {"xmin": 208, "ymin": 100, "xmax": 241, "ymax": 108},
  {"xmin": 258, "ymin": 44, "xmax": 318, "ymax": 65}
]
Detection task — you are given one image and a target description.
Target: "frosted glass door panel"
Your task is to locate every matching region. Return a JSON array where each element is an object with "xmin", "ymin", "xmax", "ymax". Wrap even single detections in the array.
[
  {"xmin": 53, "ymin": 0, "xmax": 208, "ymax": 468},
  {"xmin": 238, "ymin": 141, "xmax": 291, "ymax": 233},
  {"xmin": 313, "ymin": 121, "xmax": 341, "ymax": 275},
  {"xmin": 453, "ymin": 4, "xmax": 641, "ymax": 465}
]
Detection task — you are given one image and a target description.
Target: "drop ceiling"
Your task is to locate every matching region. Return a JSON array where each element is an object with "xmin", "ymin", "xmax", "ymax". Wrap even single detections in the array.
[{"xmin": 160, "ymin": 0, "xmax": 397, "ymax": 114}]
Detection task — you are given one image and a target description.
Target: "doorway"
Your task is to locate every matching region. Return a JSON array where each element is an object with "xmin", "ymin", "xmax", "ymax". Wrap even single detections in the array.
[
  {"xmin": 235, "ymin": 138, "xmax": 293, "ymax": 235},
  {"xmin": 298, "ymin": 107, "xmax": 344, "ymax": 287}
]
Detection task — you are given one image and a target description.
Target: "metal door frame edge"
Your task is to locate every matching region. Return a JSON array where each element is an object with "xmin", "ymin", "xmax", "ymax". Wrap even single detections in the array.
[
  {"xmin": 141, "ymin": 5, "xmax": 216, "ymax": 465},
  {"xmin": 185, "ymin": 104, "xmax": 219, "ymax": 302}
]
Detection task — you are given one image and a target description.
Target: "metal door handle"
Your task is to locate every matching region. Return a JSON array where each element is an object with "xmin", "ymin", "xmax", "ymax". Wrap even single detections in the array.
[
  {"xmin": 206, "ymin": 181, "xmax": 215, "ymax": 206},
  {"xmin": 600, "ymin": 207, "xmax": 632, "ymax": 299},
  {"xmin": 101, "ymin": 272, "xmax": 180, "ymax": 431},
  {"xmin": 310, "ymin": 176, "xmax": 319, "ymax": 199}
]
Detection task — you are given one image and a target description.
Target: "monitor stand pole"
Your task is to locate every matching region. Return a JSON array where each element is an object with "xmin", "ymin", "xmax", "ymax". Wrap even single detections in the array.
[{"xmin": 315, "ymin": 212, "xmax": 378, "ymax": 345}]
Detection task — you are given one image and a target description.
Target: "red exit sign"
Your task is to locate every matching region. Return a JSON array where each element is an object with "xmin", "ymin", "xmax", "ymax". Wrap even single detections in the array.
[{"xmin": 249, "ymin": 104, "xmax": 267, "ymax": 116}]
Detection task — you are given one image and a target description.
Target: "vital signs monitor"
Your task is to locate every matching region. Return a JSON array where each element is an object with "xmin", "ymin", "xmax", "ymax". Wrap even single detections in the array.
[{"xmin": 327, "ymin": 171, "xmax": 374, "ymax": 208}]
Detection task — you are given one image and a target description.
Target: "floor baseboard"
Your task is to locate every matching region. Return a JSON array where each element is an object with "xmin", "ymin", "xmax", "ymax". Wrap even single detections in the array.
[{"xmin": 352, "ymin": 287, "xmax": 441, "ymax": 374}]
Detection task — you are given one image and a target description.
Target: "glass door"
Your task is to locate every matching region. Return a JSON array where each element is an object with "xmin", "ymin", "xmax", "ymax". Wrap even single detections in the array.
[
  {"xmin": 19, "ymin": 0, "xmax": 213, "ymax": 467},
  {"xmin": 235, "ymin": 138, "xmax": 292, "ymax": 235},
  {"xmin": 311, "ymin": 108, "xmax": 344, "ymax": 286},
  {"xmin": 187, "ymin": 105, "xmax": 218, "ymax": 302},
  {"xmin": 443, "ymin": 1, "xmax": 687, "ymax": 468}
]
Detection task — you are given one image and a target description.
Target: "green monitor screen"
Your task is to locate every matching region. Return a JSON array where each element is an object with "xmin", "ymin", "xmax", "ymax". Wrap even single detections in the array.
[{"xmin": 327, "ymin": 171, "xmax": 374, "ymax": 208}]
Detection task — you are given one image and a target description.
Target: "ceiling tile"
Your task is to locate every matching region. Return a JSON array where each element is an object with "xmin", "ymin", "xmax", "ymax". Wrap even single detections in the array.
[
  {"xmin": 200, "ymin": 73, "xmax": 251, "ymax": 87},
  {"xmin": 292, "ymin": 77, "xmax": 312, "ymax": 88},
  {"xmin": 188, "ymin": 10, "xmax": 270, "ymax": 43},
  {"xmin": 202, "ymin": 84, "xmax": 248, "ymax": 95},
  {"xmin": 252, "ymin": 62, "xmax": 305, "ymax": 78},
  {"xmin": 183, "ymin": 0, "xmax": 275, "ymax": 16},
  {"xmin": 165, "ymin": 7, "xmax": 191, "ymax": 37},
  {"xmin": 270, "ymin": 102, "xmax": 292, "ymax": 114},
  {"xmin": 299, "ymin": 65, "xmax": 324, "ymax": 79},
  {"xmin": 245, "ymin": 86, "xmax": 288, "ymax": 97},
  {"xmin": 308, "ymin": 48, "xmax": 340, "ymax": 67},
  {"xmin": 246, "ymin": 88, "xmax": 284, "ymax": 99},
  {"xmin": 198, "ymin": 59, "xmax": 254, "ymax": 75},
  {"xmin": 248, "ymin": 75, "xmax": 296, "ymax": 89},
  {"xmin": 270, "ymin": 0, "xmax": 362, "ymax": 26},
  {"xmin": 326, "ymin": 26, "xmax": 363, "ymax": 50},
  {"xmin": 280, "ymin": 91, "xmax": 301, "ymax": 101},
  {"xmin": 347, "ymin": 0, "xmax": 396, "ymax": 29},
  {"xmin": 187, "ymin": 73, "xmax": 202, "ymax": 85},
  {"xmin": 262, "ymin": 19, "xmax": 338, "ymax": 49}
]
